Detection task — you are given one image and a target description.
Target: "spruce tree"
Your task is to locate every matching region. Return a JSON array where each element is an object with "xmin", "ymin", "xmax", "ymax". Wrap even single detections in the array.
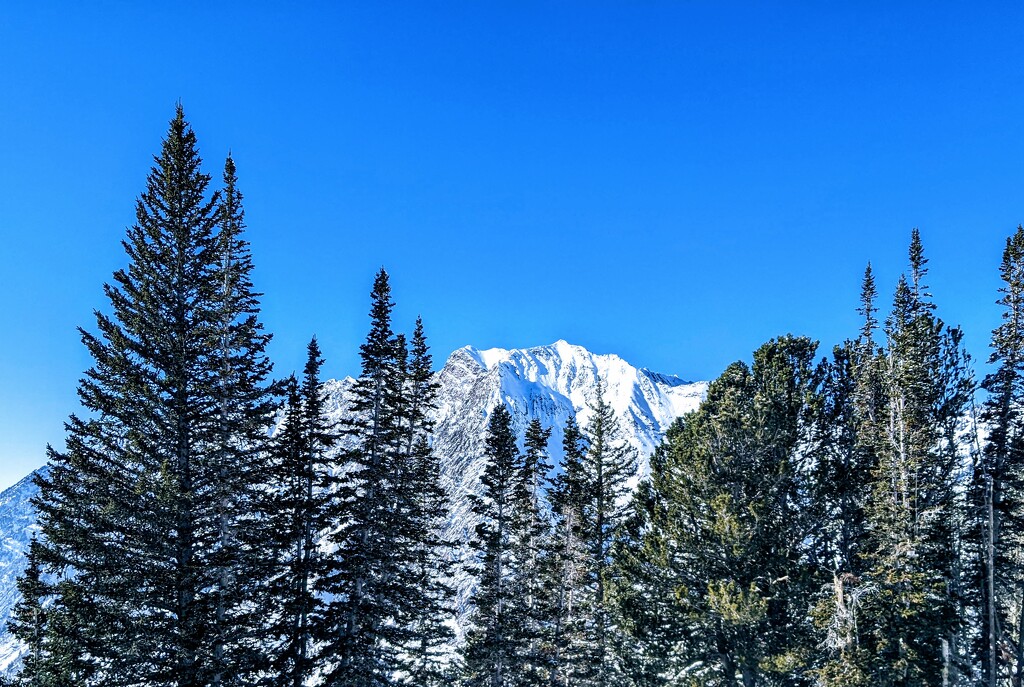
[
  {"xmin": 542, "ymin": 416, "xmax": 589, "ymax": 687},
  {"xmin": 573, "ymin": 380, "xmax": 638, "ymax": 687},
  {"xmin": 266, "ymin": 338, "xmax": 337, "ymax": 687},
  {"xmin": 622, "ymin": 337, "xmax": 820, "ymax": 686},
  {"xmin": 513, "ymin": 418, "xmax": 552, "ymax": 687},
  {"xmin": 462, "ymin": 404, "xmax": 531, "ymax": 687},
  {"xmin": 979, "ymin": 225, "xmax": 1024, "ymax": 686},
  {"xmin": 401, "ymin": 318, "xmax": 457, "ymax": 687},
  {"xmin": 316, "ymin": 268, "xmax": 412, "ymax": 686},
  {"xmin": 208, "ymin": 153, "xmax": 279, "ymax": 686},
  {"xmin": 811, "ymin": 268, "xmax": 884, "ymax": 685},
  {"xmin": 8, "ymin": 536, "xmax": 49, "ymax": 687},
  {"xmin": 28, "ymin": 106, "xmax": 276, "ymax": 687},
  {"xmin": 821, "ymin": 231, "xmax": 975, "ymax": 686}
]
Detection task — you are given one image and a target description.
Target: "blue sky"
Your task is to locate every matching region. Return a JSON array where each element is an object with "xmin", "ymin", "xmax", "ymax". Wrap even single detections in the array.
[{"xmin": 2, "ymin": 3, "xmax": 1023, "ymax": 489}]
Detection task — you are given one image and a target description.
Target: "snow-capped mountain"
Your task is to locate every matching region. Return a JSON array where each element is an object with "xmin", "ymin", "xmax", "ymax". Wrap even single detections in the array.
[{"xmin": 0, "ymin": 341, "xmax": 707, "ymax": 673}]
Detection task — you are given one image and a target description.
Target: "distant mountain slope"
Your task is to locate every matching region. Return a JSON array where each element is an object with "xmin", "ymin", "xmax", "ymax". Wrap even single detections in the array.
[
  {"xmin": 0, "ymin": 468, "xmax": 44, "ymax": 672},
  {"xmin": 0, "ymin": 341, "xmax": 706, "ymax": 673}
]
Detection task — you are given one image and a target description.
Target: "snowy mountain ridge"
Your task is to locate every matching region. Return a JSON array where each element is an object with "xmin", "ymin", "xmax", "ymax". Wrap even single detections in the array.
[{"xmin": 0, "ymin": 341, "xmax": 708, "ymax": 674}]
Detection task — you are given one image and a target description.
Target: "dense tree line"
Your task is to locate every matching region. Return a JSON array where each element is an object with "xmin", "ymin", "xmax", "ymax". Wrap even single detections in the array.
[
  {"xmin": 5, "ymin": 109, "xmax": 454, "ymax": 687},
  {"xmin": 10, "ymin": 108, "xmax": 1024, "ymax": 687}
]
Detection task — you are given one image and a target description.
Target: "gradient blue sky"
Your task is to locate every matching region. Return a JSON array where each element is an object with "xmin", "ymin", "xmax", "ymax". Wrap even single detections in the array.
[{"xmin": 2, "ymin": 3, "xmax": 1023, "ymax": 489}]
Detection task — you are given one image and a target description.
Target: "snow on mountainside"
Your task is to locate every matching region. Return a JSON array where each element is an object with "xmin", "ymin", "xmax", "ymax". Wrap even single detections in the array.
[
  {"xmin": 0, "ymin": 469, "xmax": 44, "ymax": 672},
  {"xmin": 432, "ymin": 340, "xmax": 707, "ymax": 616},
  {"xmin": 0, "ymin": 341, "xmax": 707, "ymax": 673}
]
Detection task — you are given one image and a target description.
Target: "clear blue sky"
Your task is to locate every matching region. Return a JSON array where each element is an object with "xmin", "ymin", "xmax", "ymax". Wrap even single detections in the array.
[{"xmin": 2, "ymin": 3, "xmax": 1023, "ymax": 489}]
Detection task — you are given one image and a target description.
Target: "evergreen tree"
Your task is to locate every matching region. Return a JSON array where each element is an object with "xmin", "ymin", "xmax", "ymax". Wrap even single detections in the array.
[
  {"xmin": 462, "ymin": 404, "xmax": 531, "ymax": 687},
  {"xmin": 8, "ymin": 536, "xmax": 50, "ymax": 687},
  {"xmin": 611, "ymin": 438, "xmax": 692, "ymax": 687},
  {"xmin": 806, "ymin": 343, "xmax": 870, "ymax": 571},
  {"xmin": 810, "ymin": 268, "xmax": 884, "ymax": 685},
  {"xmin": 400, "ymin": 318, "xmax": 457, "ymax": 687},
  {"xmin": 542, "ymin": 416, "xmax": 589, "ymax": 687},
  {"xmin": 622, "ymin": 337, "xmax": 819, "ymax": 687},
  {"xmin": 28, "ymin": 106, "xmax": 277, "ymax": 687},
  {"xmin": 266, "ymin": 338, "xmax": 337, "ymax": 687},
  {"xmin": 516, "ymin": 418, "xmax": 552, "ymax": 687},
  {"xmin": 820, "ymin": 231, "xmax": 975, "ymax": 686},
  {"xmin": 979, "ymin": 225, "xmax": 1024, "ymax": 686},
  {"xmin": 208, "ymin": 153, "xmax": 279, "ymax": 686},
  {"xmin": 573, "ymin": 380, "xmax": 638, "ymax": 687},
  {"xmin": 316, "ymin": 268, "xmax": 413, "ymax": 686}
]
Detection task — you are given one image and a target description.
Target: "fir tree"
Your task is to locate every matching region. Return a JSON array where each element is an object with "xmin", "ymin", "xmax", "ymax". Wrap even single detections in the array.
[
  {"xmin": 542, "ymin": 416, "xmax": 589, "ymax": 687},
  {"xmin": 979, "ymin": 225, "xmax": 1024, "ymax": 686},
  {"xmin": 400, "ymin": 318, "xmax": 457, "ymax": 687},
  {"xmin": 573, "ymin": 380, "xmax": 638, "ymax": 687},
  {"xmin": 462, "ymin": 404, "xmax": 531, "ymax": 687},
  {"xmin": 316, "ymin": 268, "xmax": 412, "ymax": 686},
  {"xmin": 28, "ymin": 106, "xmax": 277, "ymax": 687},
  {"xmin": 266, "ymin": 338, "xmax": 337, "ymax": 687}
]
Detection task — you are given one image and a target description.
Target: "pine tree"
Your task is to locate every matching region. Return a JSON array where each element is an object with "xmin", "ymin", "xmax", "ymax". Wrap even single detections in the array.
[
  {"xmin": 317, "ymin": 268, "xmax": 412, "ymax": 686},
  {"xmin": 462, "ymin": 404, "xmax": 531, "ymax": 687},
  {"xmin": 8, "ymin": 536, "xmax": 49, "ymax": 687},
  {"xmin": 27, "ymin": 106, "xmax": 277, "ymax": 687},
  {"xmin": 611, "ymin": 435, "xmax": 692, "ymax": 687},
  {"xmin": 400, "ymin": 318, "xmax": 457, "ymax": 687},
  {"xmin": 266, "ymin": 338, "xmax": 337, "ymax": 687},
  {"xmin": 980, "ymin": 225, "xmax": 1024, "ymax": 686},
  {"xmin": 542, "ymin": 416, "xmax": 589, "ymax": 687},
  {"xmin": 573, "ymin": 380, "xmax": 638, "ymax": 687},
  {"xmin": 621, "ymin": 337, "xmax": 820, "ymax": 687}
]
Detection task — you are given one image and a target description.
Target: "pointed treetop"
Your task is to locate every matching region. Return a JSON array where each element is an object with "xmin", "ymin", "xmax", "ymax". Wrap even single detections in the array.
[
  {"xmin": 305, "ymin": 336, "xmax": 323, "ymax": 378},
  {"xmin": 908, "ymin": 228, "xmax": 933, "ymax": 309},
  {"xmin": 858, "ymin": 262, "xmax": 878, "ymax": 343}
]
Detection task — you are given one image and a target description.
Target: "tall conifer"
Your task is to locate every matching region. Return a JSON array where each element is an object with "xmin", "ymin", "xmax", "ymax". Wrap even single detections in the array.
[
  {"xmin": 401, "ymin": 318, "xmax": 457, "ymax": 687},
  {"xmin": 317, "ymin": 269, "xmax": 412, "ymax": 686},
  {"xmin": 29, "ymin": 107, "xmax": 276, "ymax": 687},
  {"xmin": 462, "ymin": 405, "xmax": 531, "ymax": 687},
  {"xmin": 266, "ymin": 338, "xmax": 337, "ymax": 687},
  {"xmin": 980, "ymin": 226, "xmax": 1024, "ymax": 685},
  {"xmin": 542, "ymin": 416, "xmax": 589, "ymax": 686}
]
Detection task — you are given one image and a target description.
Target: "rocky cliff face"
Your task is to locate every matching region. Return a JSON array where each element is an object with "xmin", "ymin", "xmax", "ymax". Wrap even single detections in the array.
[{"xmin": 0, "ymin": 341, "xmax": 706, "ymax": 672}]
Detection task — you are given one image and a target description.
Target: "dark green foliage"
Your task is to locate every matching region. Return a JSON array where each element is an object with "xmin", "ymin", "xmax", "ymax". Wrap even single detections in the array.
[
  {"xmin": 611, "ymin": 451, "xmax": 690, "ymax": 687},
  {"xmin": 517, "ymin": 419, "xmax": 552, "ymax": 687},
  {"xmin": 616, "ymin": 337, "xmax": 820, "ymax": 687},
  {"xmin": 979, "ymin": 225, "xmax": 1024, "ymax": 685},
  {"xmin": 314, "ymin": 271, "xmax": 455, "ymax": 686},
  {"xmin": 462, "ymin": 404, "xmax": 532, "ymax": 687},
  {"xmin": 816, "ymin": 232, "xmax": 975, "ymax": 686},
  {"xmin": 265, "ymin": 338, "xmax": 337, "ymax": 687},
  {"xmin": 26, "ymin": 106, "xmax": 277, "ymax": 687},
  {"xmin": 573, "ymin": 381, "xmax": 638, "ymax": 687},
  {"xmin": 541, "ymin": 416, "xmax": 589, "ymax": 687},
  {"xmin": 806, "ymin": 343, "xmax": 870, "ymax": 577},
  {"xmin": 8, "ymin": 537, "xmax": 50, "ymax": 687},
  {"xmin": 401, "ymin": 318, "xmax": 457, "ymax": 687},
  {"xmin": 316, "ymin": 269, "xmax": 412, "ymax": 686},
  {"xmin": 208, "ymin": 153, "xmax": 280, "ymax": 686}
]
